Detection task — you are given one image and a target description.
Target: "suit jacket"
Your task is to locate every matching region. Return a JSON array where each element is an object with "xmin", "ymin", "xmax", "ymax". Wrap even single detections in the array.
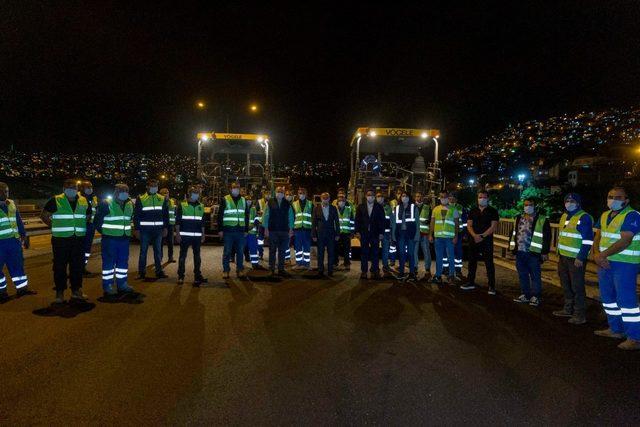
[
  {"xmin": 312, "ymin": 204, "xmax": 340, "ymax": 239},
  {"xmin": 355, "ymin": 202, "xmax": 386, "ymax": 237}
]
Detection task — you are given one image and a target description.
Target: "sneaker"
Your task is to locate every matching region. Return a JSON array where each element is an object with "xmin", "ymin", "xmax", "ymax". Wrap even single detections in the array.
[
  {"xmin": 568, "ymin": 316, "xmax": 586, "ymax": 325},
  {"xmin": 488, "ymin": 288, "xmax": 497, "ymax": 296},
  {"xmin": 460, "ymin": 283, "xmax": 476, "ymax": 291},
  {"xmin": 223, "ymin": 272, "xmax": 230, "ymax": 279},
  {"xmin": 553, "ymin": 309, "xmax": 573, "ymax": 318},
  {"xmin": 430, "ymin": 276, "xmax": 442, "ymax": 285},
  {"xmin": 360, "ymin": 272, "xmax": 368, "ymax": 280},
  {"xmin": 194, "ymin": 277, "xmax": 208, "ymax": 285},
  {"xmin": 407, "ymin": 273, "xmax": 418, "ymax": 282},
  {"xmin": 513, "ymin": 294, "xmax": 529, "ymax": 304},
  {"xmin": 54, "ymin": 290, "xmax": 65, "ymax": 304},
  {"xmin": 156, "ymin": 272, "xmax": 168, "ymax": 279},
  {"xmin": 594, "ymin": 328, "xmax": 625, "ymax": 339},
  {"xmin": 618, "ymin": 338, "xmax": 640, "ymax": 351},
  {"xmin": 177, "ymin": 278, "xmax": 184, "ymax": 285},
  {"xmin": 16, "ymin": 288, "xmax": 37, "ymax": 297},
  {"xmin": 71, "ymin": 289, "xmax": 88, "ymax": 301},
  {"xmin": 529, "ymin": 296, "xmax": 540, "ymax": 307}
]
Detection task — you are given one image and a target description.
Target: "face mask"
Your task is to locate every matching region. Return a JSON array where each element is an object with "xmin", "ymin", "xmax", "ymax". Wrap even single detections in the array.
[
  {"xmin": 338, "ymin": 201, "xmax": 345, "ymax": 208},
  {"xmin": 190, "ymin": 193, "xmax": 200, "ymax": 202},
  {"xmin": 231, "ymin": 189, "xmax": 240, "ymax": 197},
  {"xmin": 64, "ymin": 188, "xmax": 77, "ymax": 198},
  {"xmin": 608, "ymin": 199, "xmax": 624, "ymax": 211},
  {"xmin": 286, "ymin": 195, "xmax": 293, "ymax": 202},
  {"xmin": 84, "ymin": 188, "xmax": 93, "ymax": 196},
  {"xmin": 478, "ymin": 198, "xmax": 488, "ymax": 207},
  {"xmin": 321, "ymin": 199, "xmax": 329, "ymax": 205},
  {"xmin": 440, "ymin": 198, "xmax": 449, "ymax": 205},
  {"xmin": 565, "ymin": 202, "xmax": 577, "ymax": 212},
  {"xmin": 298, "ymin": 194, "xmax": 306, "ymax": 200},
  {"xmin": 117, "ymin": 192, "xmax": 129, "ymax": 201},
  {"xmin": 246, "ymin": 200, "xmax": 252, "ymax": 206},
  {"xmin": 524, "ymin": 206, "xmax": 535, "ymax": 215},
  {"xmin": 367, "ymin": 196, "xmax": 374, "ymax": 203},
  {"xmin": 276, "ymin": 192, "xmax": 284, "ymax": 200},
  {"xmin": 376, "ymin": 197, "xmax": 383, "ymax": 204},
  {"xmin": 148, "ymin": 186, "xmax": 158, "ymax": 194},
  {"xmin": 402, "ymin": 196, "xmax": 409, "ymax": 204}
]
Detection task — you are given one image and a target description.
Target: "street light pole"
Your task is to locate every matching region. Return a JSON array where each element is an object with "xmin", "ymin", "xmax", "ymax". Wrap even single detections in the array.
[{"xmin": 433, "ymin": 137, "xmax": 439, "ymax": 166}]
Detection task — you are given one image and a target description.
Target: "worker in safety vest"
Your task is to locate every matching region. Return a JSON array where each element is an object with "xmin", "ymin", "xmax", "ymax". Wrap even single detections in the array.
[
  {"xmin": 445, "ymin": 194, "xmax": 466, "ymax": 278},
  {"xmin": 284, "ymin": 189, "xmax": 294, "ymax": 264},
  {"xmin": 94, "ymin": 183, "xmax": 136, "ymax": 298},
  {"xmin": 414, "ymin": 191, "xmax": 432, "ymax": 280},
  {"xmin": 256, "ymin": 190, "xmax": 271, "ymax": 260},
  {"xmin": 388, "ymin": 187, "xmax": 403, "ymax": 266},
  {"xmin": 218, "ymin": 182, "xmax": 249, "ymax": 279},
  {"xmin": 0, "ymin": 182, "xmax": 34, "ymax": 302},
  {"xmin": 391, "ymin": 190, "xmax": 420, "ymax": 281},
  {"xmin": 78, "ymin": 180, "xmax": 99, "ymax": 275},
  {"xmin": 593, "ymin": 186, "xmax": 640, "ymax": 350},
  {"xmin": 246, "ymin": 193, "xmax": 263, "ymax": 269},
  {"xmin": 429, "ymin": 191, "xmax": 459, "ymax": 285},
  {"xmin": 159, "ymin": 188, "xmax": 177, "ymax": 264},
  {"xmin": 552, "ymin": 193, "xmax": 593, "ymax": 325},
  {"xmin": 41, "ymin": 179, "xmax": 93, "ymax": 303},
  {"xmin": 509, "ymin": 198, "xmax": 551, "ymax": 307},
  {"xmin": 291, "ymin": 187, "xmax": 313, "ymax": 269},
  {"xmin": 335, "ymin": 193, "xmax": 355, "ymax": 270},
  {"xmin": 133, "ymin": 179, "xmax": 169, "ymax": 280},
  {"xmin": 176, "ymin": 185, "xmax": 207, "ymax": 286},
  {"xmin": 377, "ymin": 191, "xmax": 395, "ymax": 277}
]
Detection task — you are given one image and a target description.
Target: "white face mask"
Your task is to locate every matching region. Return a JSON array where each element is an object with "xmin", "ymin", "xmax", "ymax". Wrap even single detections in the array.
[
  {"xmin": 607, "ymin": 199, "xmax": 624, "ymax": 211},
  {"xmin": 148, "ymin": 186, "xmax": 158, "ymax": 194},
  {"xmin": 376, "ymin": 197, "xmax": 383, "ymax": 204},
  {"xmin": 298, "ymin": 194, "xmax": 306, "ymax": 200},
  {"xmin": 117, "ymin": 192, "xmax": 129, "ymax": 201},
  {"xmin": 524, "ymin": 205, "xmax": 535, "ymax": 215},
  {"xmin": 64, "ymin": 188, "xmax": 77, "ymax": 198},
  {"xmin": 565, "ymin": 202, "xmax": 577, "ymax": 212},
  {"xmin": 231, "ymin": 188, "xmax": 240, "ymax": 197},
  {"xmin": 276, "ymin": 192, "xmax": 284, "ymax": 200},
  {"xmin": 478, "ymin": 197, "xmax": 488, "ymax": 207},
  {"xmin": 440, "ymin": 198, "xmax": 449, "ymax": 206},
  {"xmin": 338, "ymin": 201, "xmax": 345, "ymax": 208},
  {"xmin": 286, "ymin": 195, "xmax": 293, "ymax": 202},
  {"xmin": 246, "ymin": 200, "xmax": 252, "ymax": 206},
  {"xmin": 401, "ymin": 196, "xmax": 409, "ymax": 204},
  {"xmin": 190, "ymin": 193, "xmax": 200, "ymax": 202},
  {"xmin": 321, "ymin": 199, "xmax": 329, "ymax": 205},
  {"xmin": 367, "ymin": 196, "xmax": 374, "ymax": 203},
  {"xmin": 84, "ymin": 188, "xmax": 93, "ymax": 196}
]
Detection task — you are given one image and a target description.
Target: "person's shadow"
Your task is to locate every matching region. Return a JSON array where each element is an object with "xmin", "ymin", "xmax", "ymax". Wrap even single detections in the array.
[{"xmin": 33, "ymin": 299, "xmax": 96, "ymax": 318}]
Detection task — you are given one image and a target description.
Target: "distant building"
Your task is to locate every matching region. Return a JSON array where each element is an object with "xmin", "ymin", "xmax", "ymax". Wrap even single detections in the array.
[{"xmin": 566, "ymin": 156, "xmax": 626, "ymax": 187}]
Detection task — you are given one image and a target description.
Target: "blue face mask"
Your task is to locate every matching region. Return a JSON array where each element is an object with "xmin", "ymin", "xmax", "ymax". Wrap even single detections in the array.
[
  {"xmin": 190, "ymin": 193, "xmax": 199, "ymax": 202},
  {"xmin": 565, "ymin": 202, "xmax": 578, "ymax": 212},
  {"xmin": 608, "ymin": 199, "xmax": 624, "ymax": 211},
  {"xmin": 64, "ymin": 188, "xmax": 77, "ymax": 199},
  {"xmin": 117, "ymin": 192, "xmax": 129, "ymax": 201}
]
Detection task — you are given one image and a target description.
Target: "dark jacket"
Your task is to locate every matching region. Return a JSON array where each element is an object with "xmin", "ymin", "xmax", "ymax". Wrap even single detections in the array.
[
  {"xmin": 312, "ymin": 204, "xmax": 340, "ymax": 239},
  {"xmin": 355, "ymin": 202, "xmax": 386, "ymax": 237},
  {"xmin": 510, "ymin": 213, "xmax": 552, "ymax": 257},
  {"xmin": 264, "ymin": 198, "xmax": 293, "ymax": 232}
]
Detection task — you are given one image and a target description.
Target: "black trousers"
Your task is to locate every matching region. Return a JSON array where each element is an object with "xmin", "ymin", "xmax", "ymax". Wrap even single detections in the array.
[
  {"xmin": 52, "ymin": 236, "xmax": 84, "ymax": 291},
  {"xmin": 163, "ymin": 225, "xmax": 175, "ymax": 260},
  {"xmin": 334, "ymin": 233, "xmax": 351, "ymax": 266},
  {"xmin": 178, "ymin": 237, "xmax": 202, "ymax": 279},
  {"xmin": 558, "ymin": 255, "xmax": 586, "ymax": 316},
  {"xmin": 467, "ymin": 240, "xmax": 495, "ymax": 288}
]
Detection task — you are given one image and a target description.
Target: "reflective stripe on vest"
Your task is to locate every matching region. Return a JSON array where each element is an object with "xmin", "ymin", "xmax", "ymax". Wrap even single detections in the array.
[
  {"xmin": 0, "ymin": 200, "xmax": 20, "ymax": 239},
  {"xmin": 292, "ymin": 200, "xmax": 313, "ymax": 229},
  {"xmin": 248, "ymin": 206, "xmax": 258, "ymax": 234},
  {"xmin": 223, "ymin": 195, "xmax": 245, "ymax": 227},
  {"xmin": 51, "ymin": 194, "xmax": 88, "ymax": 237},
  {"xmin": 338, "ymin": 205, "xmax": 354, "ymax": 233},
  {"xmin": 432, "ymin": 205, "xmax": 455, "ymax": 238},
  {"xmin": 418, "ymin": 204, "xmax": 430, "ymax": 233},
  {"xmin": 557, "ymin": 210, "xmax": 592, "ymax": 258},
  {"xmin": 599, "ymin": 206, "xmax": 640, "ymax": 264},
  {"xmin": 102, "ymin": 200, "xmax": 133, "ymax": 237},
  {"xmin": 395, "ymin": 203, "xmax": 416, "ymax": 223},
  {"xmin": 168, "ymin": 198, "xmax": 177, "ymax": 225}
]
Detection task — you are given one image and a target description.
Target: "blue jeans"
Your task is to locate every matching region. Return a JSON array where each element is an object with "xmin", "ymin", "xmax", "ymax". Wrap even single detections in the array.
[
  {"xmin": 435, "ymin": 238, "xmax": 455, "ymax": 278},
  {"xmin": 598, "ymin": 261, "xmax": 640, "ymax": 340},
  {"xmin": 317, "ymin": 233, "xmax": 336, "ymax": 273},
  {"xmin": 397, "ymin": 232, "xmax": 416, "ymax": 275},
  {"xmin": 414, "ymin": 234, "xmax": 431, "ymax": 273},
  {"xmin": 223, "ymin": 231, "xmax": 246, "ymax": 272},
  {"xmin": 138, "ymin": 229, "xmax": 163, "ymax": 276},
  {"xmin": 516, "ymin": 251, "xmax": 542, "ymax": 298},
  {"xmin": 102, "ymin": 237, "xmax": 131, "ymax": 292}
]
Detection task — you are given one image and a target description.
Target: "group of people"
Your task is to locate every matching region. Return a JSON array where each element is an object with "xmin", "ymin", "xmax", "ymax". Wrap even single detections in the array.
[{"xmin": 0, "ymin": 178, "xmax": 638, "ymax": 350}]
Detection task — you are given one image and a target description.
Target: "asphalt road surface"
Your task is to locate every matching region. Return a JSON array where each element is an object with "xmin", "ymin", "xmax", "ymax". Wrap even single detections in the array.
[{"xmin": 1, "ymin": 245, "xmax": 639, "ymax": 425}]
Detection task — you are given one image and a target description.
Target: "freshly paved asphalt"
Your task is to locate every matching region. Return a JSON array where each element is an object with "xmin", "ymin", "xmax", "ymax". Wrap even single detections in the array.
[{"xmin": 1, "ymin": 245, "xmax": 639, "ymax": 425}]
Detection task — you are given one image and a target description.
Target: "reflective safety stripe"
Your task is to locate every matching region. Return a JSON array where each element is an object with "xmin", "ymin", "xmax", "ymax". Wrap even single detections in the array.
[
  {"xmin": 605, "ymin": 309, "xmax": 622, "ymax": 316},
  {"xmin": 103, "ymin": 216, "xmax": 131, "ymax": 221},
  {"xmin": 559, "ymin": 231, "xmax": 582, "ymax": 239},
  {"xmin": 139, "ymin": 221, "xmax": 164, "ymax": 226},
  {"xmin": 603, "ymin": 302, "xmax": 619, "ymax": 308},
  {"xmin": 142, "ymin": 206, "xmax": 163, "ymax": 211},
  {"xmin": 179, "ymin": 231, "xmax": 203, "ymax": 236},
  {"xmin": 182, "ymin": 216, "xmax": 202, "ymax": 220},
  {"xmin": 52, "ymin": 227, "xmax": 85, "ymax": 232},
  {"xmin": 533, "ymin": 231, "xmax": 543, "ymax": 238},
  {"xmin": 116, "ymin": 268, "xmax": 128, "ymax": 273},
  {"xmin": 529, "ymin": 242, "xmax": 542, "ymax": 249},
  {"xmin": 102, "ymin": 224, "xmax": 132, "ymax": 230},
  {"xmin": 582, "ymin": 240, "xmax": 593, "ymax": 245},
  {"xmin": 557, "ymin": 244, "xmax": 579, "ymax": 253},
  {"xmin": 622, "ymin": 316, "xmax": 640, "ymax": 322},
  {"xmin": 0, "ymin": 229, "xmax": 15, "ymax": 235},
  {"xmin": 51, "ymin": 214, "xmax": 75, "ymax": 219},
  {"xmin": 12, "ymin": 275, "xmax": 27, "ymax": 282},
  {"xmin": 621, "ymin": 307, "xmax": 640, "ymax": 314},
  {"xmin": 15, "ymin": 281, "xmax": 28, "ymax": 289},
  {"xmin": 115, "ymin": 274, "xmax": 128, "ymax": 279}
]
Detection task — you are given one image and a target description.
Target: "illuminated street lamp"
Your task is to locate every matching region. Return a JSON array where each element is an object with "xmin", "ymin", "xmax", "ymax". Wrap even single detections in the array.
[
  {"xmin": 468, "ymin": 178, "xmax": 475, "ymax": 186},
  {"xmin": 196, "ymin": 100, "xmax": 206, "ymax": 109},
  {"xmin": 518, "ymin": 173, "xmax": 526, "ymax": 183},
  {"xmin": 249, "ymin": 103, "xmax": 259, "ymax": 113}
]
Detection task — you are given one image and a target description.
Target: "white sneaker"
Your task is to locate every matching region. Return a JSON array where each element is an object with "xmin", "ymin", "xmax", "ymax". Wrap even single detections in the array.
[
  {"xmin": 488, "ymin": 288, "xmax": 497, "ymax": 296},
  {"xmin": 513, "ymin": 294, "xmax": 529, "ymax": 303},
  {"xmin": 529, "ymin": 296, "xmax": 540, "ymax": 307}
]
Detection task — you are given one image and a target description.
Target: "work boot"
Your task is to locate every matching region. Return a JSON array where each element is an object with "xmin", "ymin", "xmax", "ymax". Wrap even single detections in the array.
[
  {"xmin": 168, "ymin": 258, "xmax": 176, "ymax": 263},
  {"xmin": 430, "ymin": 276, "xmax": 442, "ymax": 285},
  {"xmin": 194, "ymin": 277, "xmax": 208, "ymax": 287},
  {"xmin": 568, "ymin": 316, "xmax": 586, "ymax": 325},
  {"xmin": 618, "ymin": 338, "xmax": 640, "ymax": 351},
  {"xmin": 103, "ymin": 288, "xmax": 118, "ymax": 299},
  {"xmin": 360, "ymin": 272, "xmax": 368, "ymax": 280},
  {"xmin": 594, "ymin": 328, "xmax": 625, "ymax": 339},
  {"xmin": 553, "ymin": 309, "xmax": 573, "ymax": 318},
  {"xmin": 53, "ymin": 290, "xmax": 65, "ymax": 304},
  {"xmin": 71, "ymin": 289, "xmax": 88, "ymax": 301},
  {"xmin": 0, "ymin": 290, "xmax": 9, "ymax": 303}
]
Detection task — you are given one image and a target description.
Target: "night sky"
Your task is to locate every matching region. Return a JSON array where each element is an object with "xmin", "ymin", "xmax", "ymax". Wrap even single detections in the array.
[{"xmin": 2, "ymin": 2, "xmax": 639, "ymax": 162}]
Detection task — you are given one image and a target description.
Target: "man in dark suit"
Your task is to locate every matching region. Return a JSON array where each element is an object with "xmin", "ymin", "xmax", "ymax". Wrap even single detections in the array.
[
  {"xmin": 355, "ymin": 189, "xmax": 386, "ymax": 279},
  {"xmin": 312, "ymin": 192, "xmax": 340, "ymax": 277}
]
